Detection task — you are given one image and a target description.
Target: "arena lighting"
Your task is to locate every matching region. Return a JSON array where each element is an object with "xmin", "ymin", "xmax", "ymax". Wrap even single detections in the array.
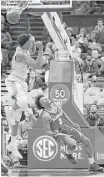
[{"xmin": 1, "ymin": 0, "xmax": 72, "ymax": 11}]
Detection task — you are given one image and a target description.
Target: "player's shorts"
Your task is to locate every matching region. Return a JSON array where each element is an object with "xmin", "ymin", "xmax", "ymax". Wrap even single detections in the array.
[
  {"xmin": 5, "ymin": 78, "xmax": 27, "ymax": 97},
  {"xmin": 5, "ymin": 78, "xmax": 28, "ymax": 109},
  {"xmin": 59, "ymin": 125, "xmax": 83, "ymax": 143}
]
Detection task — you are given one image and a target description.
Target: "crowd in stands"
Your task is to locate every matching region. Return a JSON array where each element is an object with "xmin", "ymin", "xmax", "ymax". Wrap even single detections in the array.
[
  {"xmin": 1, "ymin": 11, "xmax": 104, "ymax": 169},
  {"xmin": 86, "ymin": 104, "xmax": 104, "ymax": 133},
  {"xmin": 71, "ymin": 1, "xmax": 104, "ymax": 15},
  {"xmin": 43, "ymin": 0, "xmax": 104, "ymax": 15}
]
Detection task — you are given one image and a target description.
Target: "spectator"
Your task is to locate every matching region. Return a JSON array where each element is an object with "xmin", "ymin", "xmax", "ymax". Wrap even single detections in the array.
[
  {"xmin": 91, "ymin": 49, "xmax": 99, "ymax": 61},
  {"xmin": 80, "ymin": 38, "xmax": 90, "ymax": 60},
  {"xmin": 26, "ymin": 70, "xmax": 45, "ymax": 91},
  {"xmin": 71, "ymin": 40, "xmax": 83, "ymax": 64},
  {"xmin": 41, "ymin": 50, "xmax": 53, "ymax": 67},
  {"xmin": 95, "ymin": 19, "xmax": 104, "ymax": 48},
  {"xmin": 89, "ymin": 31, "xmax": 96, "ymax": 42},
  {"xmin": 96, "ymin": 57, "xmax": 104, "ymax": 76},
  {"xmin": 94, "ymin": 25, "xmax": 100, "ymax": 39},
  {"xmin": 80, "ymin": 28, "xmax": 87, "ymax": 38},
  {"xmin": 66, "ymin": 27, "xmax": 74, "ymax": 40},
  {"xmin": 82, "ymin": 56, "xmax": 99, "ymax": 78},
  {"xmin": 26, "ymin": 69, "xmax": 37, "ymax": 92},
  {"xmin": 91, "ymin": 49, "xmax": 103, "ymax": 76},
  {"xmin": 70, "ymin": 35, "xmax": 76, "ymax": 46},
  {"xmin": 96, "ymin": 18, "xmax": 104, "ymax": 32},
  {"xmin": 91, "ymin": 42, "xmax": 102, "ymax": 53},
  {"xmin": 18, "ymin": 108, "xmax": 37, "ymax": 150},
  {"xmin": 1, "ymin": 23, "xmax": 12, "ymax": 77},
  {"xmin": 1, "ymin": 14, "xmax": 10, "ymax": 30},
  {"xmin": 45, "ymin": 42, "xmax": 56, "ymax": 60},
  {"xmin": 41, "ymin": 62, "xmax": 50, "ymax": 75},
  {"xmin": 51, "ymin": 43, "xmax": 58, "ymax": 59},
  {"xmin": 77, "ymin": 28, "xmax": 87, "ymax": 43},
  {"xmin": 86, "ymin": 104, "xmax": 102, "ymax": 127}
]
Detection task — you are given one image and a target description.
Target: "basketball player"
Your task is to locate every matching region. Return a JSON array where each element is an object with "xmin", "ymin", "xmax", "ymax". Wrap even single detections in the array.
[
  {"xmin": 5, "ymin": 34, "xmax": 43, "ymax": 159},
  {"xmin": 35, "ymin": 95, "xmax": 103, "ymax": 171}
]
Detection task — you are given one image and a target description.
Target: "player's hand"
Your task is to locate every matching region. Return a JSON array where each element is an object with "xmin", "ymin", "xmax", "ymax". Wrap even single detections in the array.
[
  {"xmin": 35, "ymin": 41, "xmax": 43, "ymax": 50},
  {"xmin": 72, "ymin": 124, "xmax": 81, "ymax": 131},
  {"xmin": 29, "ymin": 34, "xmax": 35, "ymax": 42},
  {"xmin": 54, "ymin": 133, "xmax": 59, "ymax": 137},
  {"xmin": 54, "ymin": 130, "xmax": 60, "ymax": 137}
]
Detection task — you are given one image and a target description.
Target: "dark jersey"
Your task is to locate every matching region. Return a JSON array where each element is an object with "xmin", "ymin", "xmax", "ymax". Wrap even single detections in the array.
[
  {"xmin": 45, "ymin": 103, "xmax": 65, "ymax": 131},
  {"xmin": 86, "ymin": 114, "xmax": 100, "ymax": 127}
]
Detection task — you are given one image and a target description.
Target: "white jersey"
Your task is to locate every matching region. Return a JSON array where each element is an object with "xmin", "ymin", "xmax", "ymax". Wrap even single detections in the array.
[{"xmin": 8, "ymin": 46, "xmax": 30, "ymax": 82}]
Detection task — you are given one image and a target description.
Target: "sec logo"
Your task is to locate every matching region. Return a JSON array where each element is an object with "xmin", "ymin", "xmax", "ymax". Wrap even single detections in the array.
[
  {"xmin": 33, "ymin": 136, "xmax": 58, "ymax": 161},
  {"xmin": 50, "ymin": 84, "xmax": 70, "ymax": 104}
]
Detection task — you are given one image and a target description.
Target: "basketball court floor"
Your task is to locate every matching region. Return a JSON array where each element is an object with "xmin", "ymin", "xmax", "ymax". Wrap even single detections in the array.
[{"xmin": 2, "ymin": 168, "xmax": 104, "ymax": 177}]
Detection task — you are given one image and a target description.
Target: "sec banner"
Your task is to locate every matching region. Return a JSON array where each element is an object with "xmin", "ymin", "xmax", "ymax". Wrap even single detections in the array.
[
  {"xmin": 33, "ymin": 135, "xmax": 58, "ymax": 161},
  {"xmin": 28, "ymin": 128, "xmax": 95, "ymax": 169}
]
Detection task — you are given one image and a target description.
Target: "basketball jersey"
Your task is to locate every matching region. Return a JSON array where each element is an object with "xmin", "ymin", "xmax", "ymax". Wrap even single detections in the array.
[
  {"xmin": 8, "ymin": 46, "xmax": 29, "ymax": 81},
  {"xmin": 45, "ymin": 103, "xmax": 65, "ymax": 131}
]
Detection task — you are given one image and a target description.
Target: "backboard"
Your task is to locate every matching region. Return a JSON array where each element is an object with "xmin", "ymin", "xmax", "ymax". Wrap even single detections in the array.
[{"xmin": 1, "ymin": 0, "xmax": 72, "ymax": 11}]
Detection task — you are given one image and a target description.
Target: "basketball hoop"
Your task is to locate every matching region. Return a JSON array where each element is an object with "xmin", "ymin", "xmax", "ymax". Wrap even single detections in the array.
[
  {"xmin": 6, "ymin": 11, "xmax": 20, "ymax": 24},
  {"xmin": 6, "ymin": 0, "xmax": 28, "ymax": 24}
]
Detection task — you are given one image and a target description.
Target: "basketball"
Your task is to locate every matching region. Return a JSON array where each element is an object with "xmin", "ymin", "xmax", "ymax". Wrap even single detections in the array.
[{"xmin": 6, "ymin": 11, "xmax": 20, "ymax": 24}]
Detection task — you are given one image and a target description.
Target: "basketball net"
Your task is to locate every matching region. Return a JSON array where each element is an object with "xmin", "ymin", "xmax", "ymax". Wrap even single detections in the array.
[{"xmin": 6, "ymin": 0, "xmax": 29, "ymax": 24}]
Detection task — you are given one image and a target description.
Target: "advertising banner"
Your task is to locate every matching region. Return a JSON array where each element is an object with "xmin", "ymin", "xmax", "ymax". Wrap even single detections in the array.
[
  {"xmin": 28, "ymin": 128, "xmax": 95, "ymax": 169},
  {"xmin": 95, "ymin": 127, "xmax": 104, "ymax": 164}
]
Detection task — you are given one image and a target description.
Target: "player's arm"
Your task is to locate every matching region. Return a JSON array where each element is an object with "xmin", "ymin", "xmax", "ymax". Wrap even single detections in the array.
[
  {"xmin": 28, "ymin": 35, "xmax": 36, "ymax": 55},
  {"xmin": 53, "ymin": 103, "xmax": 75, "ymax": 126},
  {"xmin": 29, "ymin": 41, "xmax": 36, "ymax": 55},
  {"xmin": 19, "ymin": 41, "xmax": 43, "ymax": 69},
  {"xmin": 34, "ymin": 41, "xmax": 43, "ymax": 69},
  {"xmin": 42, "ymin": 113, "xmax": 57, "ymax": 137},
  {"xmin": 63, "ymin": 112, "xmax": 81, "ymax": 131}
]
